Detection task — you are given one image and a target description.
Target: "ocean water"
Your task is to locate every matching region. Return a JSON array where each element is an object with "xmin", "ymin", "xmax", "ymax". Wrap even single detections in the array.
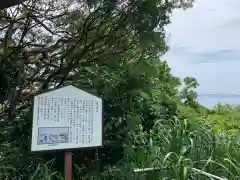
[{"xmin": 198, "ymin": 94, "xmax": 240, "ymax": 108}]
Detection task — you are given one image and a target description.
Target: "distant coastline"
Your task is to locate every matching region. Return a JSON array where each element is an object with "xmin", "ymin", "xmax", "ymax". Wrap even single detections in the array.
[{"xmin": 198, "ymin": 93, "xmax": 240, "ymax": 108}]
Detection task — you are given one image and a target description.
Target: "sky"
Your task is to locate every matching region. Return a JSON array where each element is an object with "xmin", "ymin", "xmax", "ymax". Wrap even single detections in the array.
[{"xmin": 164, "ymin": 0, "xmax": 240, "ymax": 107}]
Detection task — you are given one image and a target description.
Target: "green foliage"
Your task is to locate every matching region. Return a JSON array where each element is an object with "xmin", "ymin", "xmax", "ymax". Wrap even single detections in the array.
[
  {"xmin": 2, "ymin": 1, "xmax": 240, "ymax": 180},
  {"xmin": 207, "ymin": 103, "xmax": 240, "ymax": 139},
  {"xmin": 180, "ymin": 77, "xmax": 200, "ymax": 109}
]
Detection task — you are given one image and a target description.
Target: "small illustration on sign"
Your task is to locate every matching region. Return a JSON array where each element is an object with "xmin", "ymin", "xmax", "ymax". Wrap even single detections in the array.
[{"xmin": 38, "ymin": 127, "xmax": 69, "ymax": 145}]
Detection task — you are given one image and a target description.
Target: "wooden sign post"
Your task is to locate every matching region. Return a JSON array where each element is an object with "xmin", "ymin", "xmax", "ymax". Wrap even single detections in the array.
[
  {"xmin": 30, "ymin": 85, "xmax": 103, "ymax": 180},
  {"xmin": 65, "ymin": 151, "xmax": 72, "ymax": 180}
]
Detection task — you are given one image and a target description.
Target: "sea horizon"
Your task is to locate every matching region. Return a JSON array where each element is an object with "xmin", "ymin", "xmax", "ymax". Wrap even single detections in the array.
[{"xmin": 198, "ymin": 93, "xmax": 240, "ymax": 108}]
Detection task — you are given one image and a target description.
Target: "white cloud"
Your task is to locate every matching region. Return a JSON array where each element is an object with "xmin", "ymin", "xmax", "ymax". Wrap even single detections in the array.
[{"xmin": 164, "ymin": 0, "xmax": 240, "ymax": 106}]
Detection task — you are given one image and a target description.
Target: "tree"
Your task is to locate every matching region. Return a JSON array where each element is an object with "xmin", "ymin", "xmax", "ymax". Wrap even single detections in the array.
[
  {"xmin": 180, "ymin": 77, "xmax": 200, "ymax": 109},
  {"xmin": 0, "ymin": 0, "xmax": 26, "ymax": 10},
  {"xmin": 0, "ymin": 0, "xmax": 194, "ymax": 121},
  {"xmin": 0, "ymin": 0, "xmax": 195, "ymax": 179}
]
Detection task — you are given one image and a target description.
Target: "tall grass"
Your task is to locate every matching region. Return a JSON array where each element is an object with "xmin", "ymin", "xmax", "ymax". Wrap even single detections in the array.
[
  {"xmin": 2, "ymin": 116, "xmax": 240, "ymax": 179},
  {"xmin": 132, "ymin": 116, "xmax": 240, "ymax": 179}
]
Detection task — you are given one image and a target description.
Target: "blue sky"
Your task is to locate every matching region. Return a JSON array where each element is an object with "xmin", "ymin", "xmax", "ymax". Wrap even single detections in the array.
[{"xmin": 164, "ymin": 0, "xmax": 240, "ymax": 107}]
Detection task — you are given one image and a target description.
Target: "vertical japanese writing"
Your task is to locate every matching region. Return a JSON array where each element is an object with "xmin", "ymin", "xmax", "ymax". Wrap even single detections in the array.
[
  {"xmin": 35, "ymin": 91, "xmax": 99, "ymax": 148},
  {"xmin": 72, "ymin": 98, "xmax": 76, "ymax": 142},
  {"xmin": 43, "ymin": 96, "xmax": 47, "ymax": 121},
  {"xmin": 57, "ymin": 97, "xmax": 60, "ymax": 122}
]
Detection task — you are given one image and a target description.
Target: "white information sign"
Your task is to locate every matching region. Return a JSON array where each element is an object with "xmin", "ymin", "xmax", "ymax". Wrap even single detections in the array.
[{"xmin": 31, "ymin": 85, "xmax": 103, "ymax": 151}]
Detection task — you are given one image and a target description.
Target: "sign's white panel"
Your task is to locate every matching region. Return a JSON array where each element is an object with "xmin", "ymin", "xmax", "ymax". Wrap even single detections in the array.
[{"xmin": 31, "ymin": 85, "xmax": 103, "ymax": 151}]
